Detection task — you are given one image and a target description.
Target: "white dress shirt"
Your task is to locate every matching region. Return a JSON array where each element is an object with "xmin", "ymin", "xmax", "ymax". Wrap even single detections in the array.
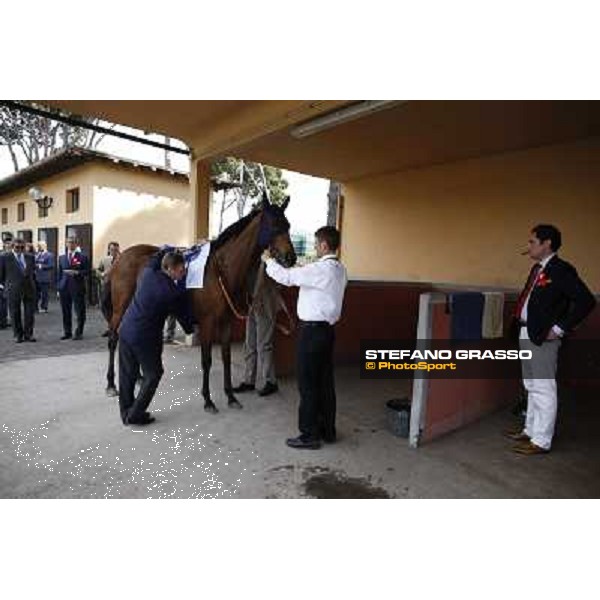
[
  {"xmin": 521, "ymin": 252, "xmax": 563, "ymax": 336},
  {"xmin": 265, "ymin": 254, "xmax": 348, "ymax": 325}
]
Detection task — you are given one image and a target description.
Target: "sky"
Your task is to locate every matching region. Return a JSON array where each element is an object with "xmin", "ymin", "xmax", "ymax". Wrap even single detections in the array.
[{"xmin": 0, "ymin": 119, "xmax": 330, "ymax": 239}]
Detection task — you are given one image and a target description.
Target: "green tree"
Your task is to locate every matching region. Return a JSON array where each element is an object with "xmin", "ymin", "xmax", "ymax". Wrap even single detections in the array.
[
  {"xmin": 211, "ymin": 157, "xmax": 289, "ymax": 232},
  {"xmin": 0, "ymin": 102, "xmax": 110, "ymax": 172}
]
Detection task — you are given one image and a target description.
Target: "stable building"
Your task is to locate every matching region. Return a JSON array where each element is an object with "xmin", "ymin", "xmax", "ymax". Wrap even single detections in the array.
[
  {"xmin": 29, "ymin": 101, "xmax": 600, "ymax": 447},
  {"xmin": 0, "ymin": 146, "xmax": 191, "ymax": 274}
]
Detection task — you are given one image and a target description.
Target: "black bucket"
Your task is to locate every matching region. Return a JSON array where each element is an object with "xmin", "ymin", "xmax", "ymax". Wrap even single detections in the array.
[{"xmin": 385, "ymin": 397, "xmax": 411, "ymax": 438}]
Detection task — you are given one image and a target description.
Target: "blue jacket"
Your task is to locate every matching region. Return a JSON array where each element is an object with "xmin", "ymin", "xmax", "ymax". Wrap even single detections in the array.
[
  {"xmin": 57, "ymin": 251, "xmax": 89, "ymax": 293},
  {"xmin": 35, "ymin": 251, "xmax": 55, "ymax": 284},
  {"xmin": 119, "ymin": 255, "xmax": 195, "ymax": 349}
]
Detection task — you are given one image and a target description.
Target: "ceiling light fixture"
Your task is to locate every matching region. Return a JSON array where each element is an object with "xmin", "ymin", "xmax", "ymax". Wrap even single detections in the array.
[{"xmin": 290, "ymin": 100, "xmax": 406, "ymax": 139}]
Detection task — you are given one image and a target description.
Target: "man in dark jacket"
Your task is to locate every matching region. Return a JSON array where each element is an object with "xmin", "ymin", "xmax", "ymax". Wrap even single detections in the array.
[
  {"xmin": 118, "ymin": 251, "xmax": 195, "ymax": 426},
  {"xmin": 35, "ymin": 241, "xmax": 55, "ymax": 313},
  {"xmin": 508, "ymin": 224, "xmax": 596, "ymax": 455},
  {"xmin": 57, "ymin": 236, "xmax": 89, "ymax": 340},
  {"xmin": 0, "ymin": 238, "xmax": 37, "ymax": 342}
]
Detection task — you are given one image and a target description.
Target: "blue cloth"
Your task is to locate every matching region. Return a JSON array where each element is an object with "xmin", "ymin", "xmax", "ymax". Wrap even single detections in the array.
[
  {"xmin": 119, "ymin": 260, "xmax": 194, "ymax": 349},
  {"xmin": 450, "ymin": 292, "xmax": 484, "ymax": 341},
  {"xmin": 57, "ymin": 252, "xmax": 89, "ymax": 292},
  {"xmin": 35, "ymin": 251, "xmax": 55, "ymax": 284}
]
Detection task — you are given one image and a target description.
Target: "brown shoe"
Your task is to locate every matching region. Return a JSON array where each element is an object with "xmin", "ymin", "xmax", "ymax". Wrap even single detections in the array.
[
  {"xmin": 512, "ymin": 441, "xmax": 550, "ymax": 455},
  {"xmin": 504, "ymin": 429, "xmax": 530, "ymax": 442}
]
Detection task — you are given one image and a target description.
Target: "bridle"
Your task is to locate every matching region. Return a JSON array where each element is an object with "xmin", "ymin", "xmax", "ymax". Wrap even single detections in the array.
[{"xmin": 214, "ymin": 209, "xmax": 295, "ymax": 334}]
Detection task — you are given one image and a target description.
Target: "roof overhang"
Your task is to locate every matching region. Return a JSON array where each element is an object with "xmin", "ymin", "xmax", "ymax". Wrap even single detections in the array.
[{"xmin": 39, "ymin": 100, "xmax": 600, "ymax": 182}]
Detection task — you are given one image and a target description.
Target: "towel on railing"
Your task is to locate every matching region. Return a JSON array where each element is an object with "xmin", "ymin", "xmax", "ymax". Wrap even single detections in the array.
[
  {"xmin": 450, "ymin": 292, "xmax": 484, "ymax": 340},
  {"xmin": 482, "ymin": 292, "xmax": 504, "ymax": 339}
]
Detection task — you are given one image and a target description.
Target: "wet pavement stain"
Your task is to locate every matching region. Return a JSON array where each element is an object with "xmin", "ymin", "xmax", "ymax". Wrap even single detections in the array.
[{"xmin": 303, "ymin": 469, "xmax": 391, "ymax": 499}]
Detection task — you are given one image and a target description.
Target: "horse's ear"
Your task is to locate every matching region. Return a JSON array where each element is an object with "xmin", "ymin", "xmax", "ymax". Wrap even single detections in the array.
[
  {"xmin": 281, "ymin": 195, "xmax": 291, "ymax": 212},
  {"xmin": 261, "ymin": 189, "xmax": 270, "ymax": 208}
]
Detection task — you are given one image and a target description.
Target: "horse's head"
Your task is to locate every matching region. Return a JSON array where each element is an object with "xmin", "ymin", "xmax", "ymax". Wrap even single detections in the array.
[{"xmin": 258, "ymin": 193, "xmax": 297, "ymax": 268}]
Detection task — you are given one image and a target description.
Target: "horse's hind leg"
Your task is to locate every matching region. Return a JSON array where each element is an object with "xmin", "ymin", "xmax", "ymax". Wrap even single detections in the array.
[
  {"xmin": 221, "ymin": 319, "xmax": 242, "ymax": 409},
  {"xmin": 201, "ymin": 339, "xmax": 218, "ymax": 414},
  {"xmin": 106, "ymin": 331, "xmax": 119, "ymax": 397}
]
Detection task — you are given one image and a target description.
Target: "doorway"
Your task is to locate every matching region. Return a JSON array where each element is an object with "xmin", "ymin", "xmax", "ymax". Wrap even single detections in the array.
[
  {"xmin": 38, "ymin": 227, "xmax": 59, "ymax": 290},
  {"xmin": 65, "ymin": 223, "xmax": 94, "ymax": 304}
]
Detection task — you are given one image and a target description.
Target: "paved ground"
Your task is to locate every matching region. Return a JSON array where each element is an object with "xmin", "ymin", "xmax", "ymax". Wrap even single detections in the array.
[{"xmin": 2, "ymin": 303, "xmax": 600, "ymax": 498}]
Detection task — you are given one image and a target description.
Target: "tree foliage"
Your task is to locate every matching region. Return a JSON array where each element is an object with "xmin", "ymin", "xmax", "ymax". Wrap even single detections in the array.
[
  {"xmin": 0, "ymin": 103, "xmax": 109, "ymax": 172},
  {"xmin": 211, "ymin": 157, "xmax": 289, "ymax": 231}
]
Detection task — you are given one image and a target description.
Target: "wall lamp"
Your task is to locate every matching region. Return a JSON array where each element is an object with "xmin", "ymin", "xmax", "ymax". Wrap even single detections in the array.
[{"xmin": 29, "ymin": 187, "xmax": 54, "ymax": 210}]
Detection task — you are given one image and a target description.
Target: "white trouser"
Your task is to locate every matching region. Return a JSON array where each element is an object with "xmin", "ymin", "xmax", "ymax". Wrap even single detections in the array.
[{"xmin": 519, "ymin": 327, "xmax": 561, "ymax": 450}]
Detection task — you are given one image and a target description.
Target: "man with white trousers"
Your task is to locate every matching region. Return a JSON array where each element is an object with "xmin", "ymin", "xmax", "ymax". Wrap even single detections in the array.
[{"xmin": 508, "ymin": 224, "xmax": 596, "ymax": 455}]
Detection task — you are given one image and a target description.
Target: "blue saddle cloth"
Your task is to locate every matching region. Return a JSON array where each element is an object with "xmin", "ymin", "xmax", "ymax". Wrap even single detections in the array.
[
  {"xmin": 158, "ymin": 244, "xmax": 205, "ymax": 263},
  {"xmin": 156, "ymin": 243, "xmax": 208, "ymax": 291}
]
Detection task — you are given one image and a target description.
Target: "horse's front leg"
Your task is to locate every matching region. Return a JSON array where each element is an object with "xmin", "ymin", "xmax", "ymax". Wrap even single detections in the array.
[
  {"xmin": 200, "ymin": 337, "xmax": 218, "ymax": 414},
  {"xmin": 221, "ymin": 318, "xmax": 242, "ymax": 409},
  {"xmin": 106, "ymin": 331, "xmax": 119, "ymax": 396}
]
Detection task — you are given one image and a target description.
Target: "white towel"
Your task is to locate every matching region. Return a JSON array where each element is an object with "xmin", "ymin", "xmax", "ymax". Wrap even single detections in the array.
[
  {"xmin": 482, "ymin": 292, "xmax": 504, "ymax": 339},
  {"xmin": 185, "ymin": 242, "xmax": 211, "ymax": 289}
]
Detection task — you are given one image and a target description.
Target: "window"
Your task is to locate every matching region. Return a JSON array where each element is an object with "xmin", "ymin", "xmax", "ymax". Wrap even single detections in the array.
[
  {"xmin": 66, "ymin": 188, "xmax": 80, "ymax": 213},
  {"xmin": 38, "ymin": 203, "xmax": 49, "ymax": 218},
  {"xmin": 17, "ymin": 202, "xmax": 25, "ymax": 222},
  {"xmin": 1, "ymin": 207, "xmax": 7, "ymax": 225}
]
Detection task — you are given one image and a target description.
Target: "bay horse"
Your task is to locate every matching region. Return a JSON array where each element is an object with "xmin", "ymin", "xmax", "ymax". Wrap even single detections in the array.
[{"xmin": 101, "ymin": 195, "xmax": 296, "ymax": 413}]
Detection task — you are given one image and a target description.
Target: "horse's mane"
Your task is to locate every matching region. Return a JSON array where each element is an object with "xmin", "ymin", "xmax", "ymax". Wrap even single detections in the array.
[{"xmin": 210, "ymin": 208, "xmax": 260, "ymax": 252}]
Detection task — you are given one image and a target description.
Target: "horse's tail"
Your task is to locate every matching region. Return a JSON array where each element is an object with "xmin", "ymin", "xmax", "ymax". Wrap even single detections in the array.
[{"xmin": 100, "ymin": 277, "xmax": 113, "ymax": 324}]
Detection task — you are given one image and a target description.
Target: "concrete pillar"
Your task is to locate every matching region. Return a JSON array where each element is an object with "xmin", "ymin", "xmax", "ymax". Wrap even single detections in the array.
[
  {"xmin": 186, "ymin": 157, "xmax": 212, "ymax": 347},
  {"xmin": 189, "ymin": 157, "xmax": 211, "ymax": 243}
]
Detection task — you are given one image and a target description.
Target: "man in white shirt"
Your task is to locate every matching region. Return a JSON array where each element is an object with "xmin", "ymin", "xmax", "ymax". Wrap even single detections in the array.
[{"xmin": 263, "ymin": 225, "xmax": 347, "ymax": 449}]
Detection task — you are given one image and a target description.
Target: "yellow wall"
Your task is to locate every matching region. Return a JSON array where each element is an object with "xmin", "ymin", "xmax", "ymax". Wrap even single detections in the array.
[
  {"xmin": 0, "ymin": 164, "xmax": 94, "ymax": 251},
  {"xmin": 0, "ymin": 162, "xmax": 190, "ymax": 266},
  {"xmin": 88, "ymin": 163, "xmax": 190, "ymax": 264},
  {"xmin": 341, "ymin": 137, "xmax": 600, "ymax": 292}
]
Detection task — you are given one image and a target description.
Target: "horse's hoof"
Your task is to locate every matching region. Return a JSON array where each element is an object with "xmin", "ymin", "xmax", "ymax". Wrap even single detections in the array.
[
  {"xmin": 204, "ymin": 404, "xmax": 219, "ymax": 414},
  {"xmin": 106, "ymin": 387, "xmax": 119, "ymax": 397},
  {"xmin": 228, "ymin": 399, "xmax": 243, "ymax": 410}
]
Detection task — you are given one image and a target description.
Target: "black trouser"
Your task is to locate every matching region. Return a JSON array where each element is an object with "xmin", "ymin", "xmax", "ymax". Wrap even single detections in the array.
[
  {"xmin": 0, "ymin": 287, "xmax": 8, "ymax": 327},
  {"xmin": 296, "ymin": 323, "xmax": 336, "ymax": 439},
  {"xmin": 59, "ymin": 289, "xmax": 86, "ymax": 335},
  {"xmin": 119, "ymin": 338, "xmax": 164, "ymax": 423},
  {"xmin": 9, "ymin": 290, "xmax": 35, "ymax": 339},
  {"xmin": 37, "ymin": 282, "xmax": 50, "ymax": 311}
]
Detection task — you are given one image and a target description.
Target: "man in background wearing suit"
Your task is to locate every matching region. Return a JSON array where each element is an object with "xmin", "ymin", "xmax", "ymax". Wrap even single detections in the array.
[
  {"xmin": 507, "ymin": 224, "xmax": 596, "ymax": 455},
  {"xmin": 58, "ymin": 236, "xmax": 89, "ymax": 341},
  {"xmin": 0, "ymin": 238, "xmax": 13, "ymax": 329},
  {"xmin": 35, "ymin": 241, "xmax": 55, "ymax": 313},
  {"xmin": 0, "ymin": 238, "xmax": 37, "ymax": 342}
]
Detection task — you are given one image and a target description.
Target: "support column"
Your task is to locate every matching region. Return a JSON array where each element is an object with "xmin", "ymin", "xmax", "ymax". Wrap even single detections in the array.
[
  {"xmin": 186, "ymin": 157, "xmax": 212, "ymax": 347},
  {"xmin": 189, "ymin": 157, "xmax": 211, "ymax": 243}
]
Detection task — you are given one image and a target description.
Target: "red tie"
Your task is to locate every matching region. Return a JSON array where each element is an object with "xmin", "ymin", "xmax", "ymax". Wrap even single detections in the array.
[{"xmin": 514, "ymin": 263, "xmax": 541, "ymax": 319}]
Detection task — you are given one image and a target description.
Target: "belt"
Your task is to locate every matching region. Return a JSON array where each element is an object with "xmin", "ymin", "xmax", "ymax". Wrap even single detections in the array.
[
  {"xmin": 518, "ymin": 320, "xmax": 527, "ymax": 326},
  {"xmin": 299, "ymin": 320, "xmax": 332, "ymax": 327}
]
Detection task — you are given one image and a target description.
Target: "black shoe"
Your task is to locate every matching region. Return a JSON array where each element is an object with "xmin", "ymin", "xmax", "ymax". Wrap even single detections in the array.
[
  {"xmin": 286, "ymin": 435, "xmax": 321, "ymax": 450},
  {"xmin": 24, "ymin": 337, "xmax": 37, "ymax": 343},
  {"xmin": 232, "ymin": 382, "xmax": 255, "ymax": 393},
  {"xmin": 126, "ymin": 413, "xmax": 156, "ymax": 426},
  {"xmin": 61, "ymin": 334, "xmax": 72, "ymax": 340},
  {"xmin": 163, "ymin": 336, "xmax": 175, "ymax": 344},
  {"xmin": 101, "ymin": 330, "xmax": 110, "ymax": 338},
  {"xmin": 15, "ymin": 336, "xmax": 24, "ymax": 344},
  {"xmin": 73, "ymin": 333, "xmax": 83, "ymax": 341},
  {"xmin": 258, "ymin": 382, "xmax": 279, "ymax": 397}
]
